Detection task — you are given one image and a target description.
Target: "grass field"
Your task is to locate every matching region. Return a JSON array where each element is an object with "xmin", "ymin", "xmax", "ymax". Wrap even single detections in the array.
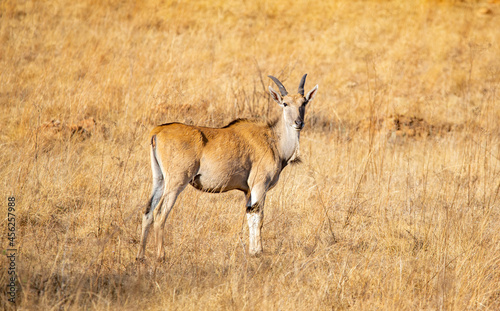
[{"xmin": 1, "ymin": 0, "xmax": 500, "ymax": 309}]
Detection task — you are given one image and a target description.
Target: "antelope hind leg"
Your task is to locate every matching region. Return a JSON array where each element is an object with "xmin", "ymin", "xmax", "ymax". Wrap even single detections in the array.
[
  {"xmin": 153, "ymin": 188, "xmax": 184, "ymax": 261},
  {"xmin": 137, "ymin": 183, "xmax": 164, "ymax": 261}
]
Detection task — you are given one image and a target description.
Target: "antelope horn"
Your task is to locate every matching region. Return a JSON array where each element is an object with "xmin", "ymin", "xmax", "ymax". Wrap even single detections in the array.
[
  {"xmin": 298, "ymin": 74, "xmax": 307, "ymax": 96},
  {"xmin": 268, "ymin": 75, "xmax": 288, "ymax": 96}
]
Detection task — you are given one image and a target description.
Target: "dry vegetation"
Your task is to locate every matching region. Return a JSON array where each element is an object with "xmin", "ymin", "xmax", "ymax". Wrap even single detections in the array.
[{"xmin": 1, "ymin": 0, "xmax": 500, "ymax": 309}]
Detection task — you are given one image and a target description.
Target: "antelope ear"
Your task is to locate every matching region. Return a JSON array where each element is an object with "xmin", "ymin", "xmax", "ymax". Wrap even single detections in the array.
[
  {"xmin": 305, "ymin": 85, "xmax": 318, "ymax": 102},
  {"xmin": 269, "ymin": 86, "xmax": 283, "ymax": 106}
]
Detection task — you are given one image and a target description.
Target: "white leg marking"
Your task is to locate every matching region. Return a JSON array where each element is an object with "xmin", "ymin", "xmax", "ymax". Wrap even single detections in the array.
[
  {"xmin": 246, "ymin": 185, "xmax": 267, "ymax": 255},
  {"xmin": 246, "ymin": 212, "xmax": 263, "ymax": 255},
  {"xmin": 250, "ymin": 187, "xmax": 263, "ymax": 206}
]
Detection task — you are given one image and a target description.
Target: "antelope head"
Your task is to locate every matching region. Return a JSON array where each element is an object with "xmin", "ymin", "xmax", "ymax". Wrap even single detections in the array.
[{"xmin": 268, "ymin": 74, "xmax": 318, "ymax": 131}]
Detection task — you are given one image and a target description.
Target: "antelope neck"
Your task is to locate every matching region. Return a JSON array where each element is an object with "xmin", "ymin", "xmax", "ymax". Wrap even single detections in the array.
[{"xmin": 273, "ymin": 115, "xmax": 300, "ymax": 164}]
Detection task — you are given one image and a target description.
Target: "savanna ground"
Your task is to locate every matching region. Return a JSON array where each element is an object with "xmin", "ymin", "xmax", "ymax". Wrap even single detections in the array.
[{"xmin": 1, "ymin": 0, "xmax": 500, "ymax": 309}]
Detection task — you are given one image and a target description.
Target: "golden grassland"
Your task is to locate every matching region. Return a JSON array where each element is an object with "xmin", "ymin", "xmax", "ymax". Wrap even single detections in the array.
[{"xmin": 1, "ymin": 0, "xmax": 500, "ymax": 309}]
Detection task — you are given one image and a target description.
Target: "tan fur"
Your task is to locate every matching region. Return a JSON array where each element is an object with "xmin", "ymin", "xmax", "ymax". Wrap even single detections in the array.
[{"xmin": 153, "ymin": 120, "xmax": 283, "ymax": 193}]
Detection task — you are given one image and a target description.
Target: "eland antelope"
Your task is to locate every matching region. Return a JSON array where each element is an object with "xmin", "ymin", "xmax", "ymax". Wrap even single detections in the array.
[{"xmin": 137, "ymin": 74, "xmax": 318, "ymax": 260}]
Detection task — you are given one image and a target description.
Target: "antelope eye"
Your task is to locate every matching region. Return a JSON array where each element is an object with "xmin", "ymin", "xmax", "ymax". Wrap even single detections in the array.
[{"xmin": 282, "ymin": 102, "xmax": 288, "ymax": 107}]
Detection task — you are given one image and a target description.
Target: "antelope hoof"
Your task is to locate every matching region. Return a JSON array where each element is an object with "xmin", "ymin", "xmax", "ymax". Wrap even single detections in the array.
[
  {"xmin": 156, "ymin": 256, "xmax": 166, "ymax": 263},
  {"xmin": 249, "ymin": 248, "xmax": 263, "ymax": 257}
]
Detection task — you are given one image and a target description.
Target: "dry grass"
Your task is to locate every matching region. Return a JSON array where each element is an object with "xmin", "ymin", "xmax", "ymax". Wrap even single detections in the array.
[{"xmin": 1, "ymin": 0, "xmax": 500, "ymax": 309}]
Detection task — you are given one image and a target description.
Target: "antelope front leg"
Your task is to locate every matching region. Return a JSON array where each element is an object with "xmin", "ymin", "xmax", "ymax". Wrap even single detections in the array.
[
  {"xmin": 246, "ymin": 208, "xmax": 264, "ymax": 255},
  {"xmin": 246, "ymin": 185, "xmax": 267, "ymax": 256}
]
